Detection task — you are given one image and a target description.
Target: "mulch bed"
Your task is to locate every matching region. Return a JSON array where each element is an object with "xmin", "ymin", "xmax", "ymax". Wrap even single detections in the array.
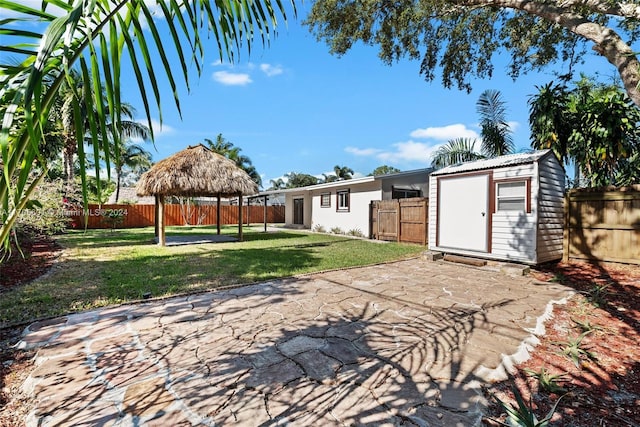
[
  {"xmin": 0, "ymin": 236, "xmax": 638, "ymax": 425},
  {"xmin": 484, "ymin": 261, "xmax": 640, "ymax": 426}
]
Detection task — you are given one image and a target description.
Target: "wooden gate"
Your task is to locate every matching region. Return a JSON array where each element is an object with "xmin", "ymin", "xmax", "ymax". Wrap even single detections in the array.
[{"xmin": 370, "ymin": 197, "xmax": 428, "ymax": 245}]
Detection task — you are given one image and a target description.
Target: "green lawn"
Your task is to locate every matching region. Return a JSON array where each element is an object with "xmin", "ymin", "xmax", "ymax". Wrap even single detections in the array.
[{"xmin": 1, "ymin": 226, "xmax": 425, "ymax": 327}]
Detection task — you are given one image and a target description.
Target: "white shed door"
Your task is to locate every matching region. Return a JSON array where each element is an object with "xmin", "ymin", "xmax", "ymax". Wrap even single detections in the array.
[{"xmin": 438, "ymin": 174, "xmax": 489, "ymax": 252}]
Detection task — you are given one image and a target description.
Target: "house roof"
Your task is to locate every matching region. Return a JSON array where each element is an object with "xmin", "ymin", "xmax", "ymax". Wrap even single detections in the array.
[
  {"xmin": 107, "ymin": 187, "xmax": 155, "ymax": 204},
  {"xmin": 431, "ymin": 150, "xmax": 554, "ymax": 176},
  {"xmin": 258, "ymin": 167, "xmax": 432, "ymax": 196}
]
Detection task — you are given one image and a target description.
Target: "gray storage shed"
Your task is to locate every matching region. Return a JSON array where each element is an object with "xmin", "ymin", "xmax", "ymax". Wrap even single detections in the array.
[{"xmin": 428, "ymin": 150, "xmax": 565, "ymax": 264}]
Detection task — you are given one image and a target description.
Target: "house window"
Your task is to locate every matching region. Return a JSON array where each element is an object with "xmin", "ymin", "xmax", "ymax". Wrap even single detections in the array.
[
  {"xmin": 337, "ymin": 190, "xmax": 350, "ymax": 212},
  {"xmin": 496, "ymin": 181, "xmax": 527, "ymax": 211},
  {"xmin": 392, "ymin": 187, "xmax": 421, "ymax": 199},
  {"xmin": 320, "ymin": 193, "xmax": 331, "ymax": 208}
]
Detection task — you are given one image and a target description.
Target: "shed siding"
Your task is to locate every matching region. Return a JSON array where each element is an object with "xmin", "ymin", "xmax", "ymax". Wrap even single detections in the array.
[
  {"xmin": 536, "ymin": 154, "xmax": 565, "ymax": 262},
  {"xmin": 490, "ymin": 164, "xmax": 537, "ymax": 262}
]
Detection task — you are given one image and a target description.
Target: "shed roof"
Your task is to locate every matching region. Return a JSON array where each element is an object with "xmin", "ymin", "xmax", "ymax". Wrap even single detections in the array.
[
  {"xmin": 136, "ymin": 144, "xmax": 258, "ymax": 197},
  {"xmin": 431, "ymin": 150, "xmax": 553, "ymax": 176}
]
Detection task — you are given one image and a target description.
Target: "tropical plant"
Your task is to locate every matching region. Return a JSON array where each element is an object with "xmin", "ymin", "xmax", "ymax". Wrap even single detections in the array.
[
  {"xmin": 557, "ymin": 331, "xmax": 597, "ymax": 368},
  {"xmin": 112, "ymin": 141, "xmax": 153, "ymax": 203},
  {"xmin": 333, "ymin": 164, "xmax": 354, "ymax": 180},
  {"xmin": 524, "ymin": 367, "xmax": 568, "ymax": 394},
  {"xmin": 529, "ymin": 78, "xmax": 640, "ymax": 187},
  {"xmin": 285, "ymin": 172, "xmax": 319, "ymax": 188},
  {"xmin": 431, "ymin": 138, "xmax": 484, "ymax": 169},
  {"xmin": 268, "ymin": 177, "xmax": 286, "ymax": 190},
  {"xmin": 305, "ymin": 0, "xmax": 640, "ymax": 106},
  {"xmin": 477, "ymin": 89, "xmax": 514, "ymax": 158},
  {"xmin": 205, "ymin": 134, "xmax": 262, "ymax": 187},
  {"xmin": 491, "ymin": 384, "xmax": 567, "ymax": 427},
  {"xmin": 0, "ymin": 0, "xmax": 292, "ymax": 254},
  {"xmin": 430, "ymin": 89, "xmax": 514, "ymax": 168},
  {"xmin": 370, "ymin": 165, "xmax": 401, "ymax": 176}
]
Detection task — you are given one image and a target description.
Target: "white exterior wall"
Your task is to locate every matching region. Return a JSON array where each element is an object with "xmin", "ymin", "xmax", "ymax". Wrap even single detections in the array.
[
  {"xmin": 490, "ymin": 163, "xmax": 537, "ymax": 263},
  {"xmin": 536, "ymin": 154, "xmax": 565, "ymax": 262},
  {"xmin": 310, "ymin": 182, "xmax": 381, "ymax": 236}
]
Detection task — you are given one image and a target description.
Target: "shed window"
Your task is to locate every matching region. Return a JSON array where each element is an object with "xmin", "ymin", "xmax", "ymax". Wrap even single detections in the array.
[
  {"xmin": 496, "ymin": 181, "xmax": 527, "ymax": 211},
  {"xmin": 337, "ymin": 190, "xmax": 350, "ymax": 212},
  {"xmin": 320, "ymin": 193, "xmax": 331, "ymax": 208}
]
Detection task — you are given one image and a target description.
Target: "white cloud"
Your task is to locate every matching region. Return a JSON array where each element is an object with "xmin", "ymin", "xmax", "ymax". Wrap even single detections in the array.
[
  {"xmin": 345, "ymin": 147, "xmax": 383, "ymax": 156},
  {"xmin": 260, "ymin": 63, "xmax": 284, "ymax": 77},
  {"xmin": 346, "ymin": 141, "xmax": 437, "ymax": 165},
  {"xmin": 410, "ymin": 124, "xmax": 479, "ymax": 141},
  {"xmin": 212, "ymin": 71, "xmax": 252, "ymax": 86}
]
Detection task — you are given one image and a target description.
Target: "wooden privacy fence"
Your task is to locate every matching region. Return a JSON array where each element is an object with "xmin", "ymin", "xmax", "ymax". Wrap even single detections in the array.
[
  {"xmin": 370, "ymin": 197, "xmax": 428, "ymax": 245},
  {"xmin": 564, "ymin": 185, "xmax": 640, "ymax": 265},
  {"xmin": 70, "ymin": 204, "xmax": 285, "ymax": 229}
]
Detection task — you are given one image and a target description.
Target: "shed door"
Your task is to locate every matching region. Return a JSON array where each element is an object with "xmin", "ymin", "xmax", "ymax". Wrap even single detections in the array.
[{"xmin": 438, "ymin": 174, "xmax": 489, "ymax": 252}]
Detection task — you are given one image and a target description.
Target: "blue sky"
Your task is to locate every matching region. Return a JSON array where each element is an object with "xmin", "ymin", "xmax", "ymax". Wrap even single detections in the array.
[
  {"xmin": 133, "ymin": 6, "xmax": 616, "ymax": 189},
  {"xmin": 4, "ymin": 2, "xmax": 616, "ymax": 188}
]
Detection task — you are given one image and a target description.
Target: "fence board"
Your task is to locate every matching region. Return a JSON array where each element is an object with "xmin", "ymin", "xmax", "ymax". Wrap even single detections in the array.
[
  {"xmin": 370, "ymin": 198, "xmax": 428, "ymax": 245},
  {"xmin": 565, "ymin": 185, "xmax": 640, "ymax": 265},
  {"xmin": 71, "ymin": 204, "xmax": 285, "ymax": 229}
]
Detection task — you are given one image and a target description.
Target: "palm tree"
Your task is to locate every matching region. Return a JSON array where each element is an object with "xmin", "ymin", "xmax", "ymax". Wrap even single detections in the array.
[
  {"xmin": 430, "ymin": 90, "xmax": 514, "ymax": 168},
  {"xmin": 205, "ymin": 134, "xmax": 262, "ymax": 187},
  {"xmin": 268, "ymin": 178, "xmax": 286, "ymax": 190},
  {"xmin": 528, "ymin": 82, "xmax": 572, "ymax": 165},
  {"xmin": 431, "ymin": 138, "xmax": 484, "ymax": 169},
  {"xmin": 476, "ymin": 89, "xmax": 515, "ymax": 157},
  {"xmin": 112, "ymin": 141, "xmax": 153, "ymax": 203},
  {"xmin": 333, "ymin": 165, "xmax": 354, "ymax": 180},
  {"xmin": 1, "ymin": 0, "xmax": 289, "ymax": 252}
]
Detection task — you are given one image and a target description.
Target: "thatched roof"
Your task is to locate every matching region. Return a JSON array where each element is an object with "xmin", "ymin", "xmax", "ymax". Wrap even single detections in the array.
[{"xmin": 136, "ymin": 144, "xmax": 259, "ymax": 197}]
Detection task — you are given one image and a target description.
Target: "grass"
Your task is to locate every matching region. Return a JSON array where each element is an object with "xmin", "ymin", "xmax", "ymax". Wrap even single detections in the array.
[{"xmin": 0, "ymin": 225, "xmax": 425, "ymax": 327}]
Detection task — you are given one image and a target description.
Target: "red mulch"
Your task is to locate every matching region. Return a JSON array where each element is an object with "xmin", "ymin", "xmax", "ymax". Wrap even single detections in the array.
[
  {"xmin": 484, "ymin": 261, "xmax": 640, "ymax": 426},
  {"xmin": 0, "ymin": 235, "xmax": 61, "ymax": 290}
]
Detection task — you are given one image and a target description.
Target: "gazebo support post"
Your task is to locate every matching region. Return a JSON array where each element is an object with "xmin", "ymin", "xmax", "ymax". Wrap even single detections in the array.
[
  {"xmin": 216, "ymin": 194, "xmax": 221, "ymax": 235},
  {"xmin": 238, "ymin": 193, "xmax": 244, "ymax": 241},
  {"xmin": 158, "ymin": 195, "xmax": 166, "ymax": 246},
  {"xmin": 154, "ymin": 195, "xmax": 160, "ymax": 239},
  {"xmin": 263, "ymin": 195, "xmax": 268, "ymax": 232}
]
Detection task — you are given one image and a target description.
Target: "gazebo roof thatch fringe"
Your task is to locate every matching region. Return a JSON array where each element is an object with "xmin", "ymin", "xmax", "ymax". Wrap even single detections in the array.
[
  {"xmin": 136, "ymin": 144, "xmax": 258, "ymax": 197},
  {"xmin": 135, "ymin": 144, "xmax": 258, "ymax": 246}
]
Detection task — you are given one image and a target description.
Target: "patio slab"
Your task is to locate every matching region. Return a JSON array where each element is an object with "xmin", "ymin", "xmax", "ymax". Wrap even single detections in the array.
[{"xmin": 18, "ymin": 258, "xmax": 572, "ymax": 426}]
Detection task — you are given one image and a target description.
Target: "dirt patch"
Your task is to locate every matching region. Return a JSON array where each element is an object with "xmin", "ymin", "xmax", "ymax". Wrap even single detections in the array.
[{"xmin": 484, "ymin": 261, "xmax": 640, "ymax": 426}]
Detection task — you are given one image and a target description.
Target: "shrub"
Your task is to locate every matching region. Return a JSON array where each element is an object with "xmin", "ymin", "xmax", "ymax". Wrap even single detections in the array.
[
  {"xmin": 347, "ymin": 228, "xmax": 364, "ymax": 237},
  {"xmin": 330, "ymin": 226, "xmax": 343, "ymax": 234},
  {"xmin": 15, "ymin": 178, "xmax": 78, "ymax": 236},
  {"xmin": 312, "ymin": 224, "xmax": 326, "ymax": 233}
]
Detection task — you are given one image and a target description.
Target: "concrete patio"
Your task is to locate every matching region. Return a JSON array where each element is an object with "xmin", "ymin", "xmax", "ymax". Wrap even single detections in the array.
[{"xmin": 17, "ymin": 258, "xmax": 572, "ymax": 426}]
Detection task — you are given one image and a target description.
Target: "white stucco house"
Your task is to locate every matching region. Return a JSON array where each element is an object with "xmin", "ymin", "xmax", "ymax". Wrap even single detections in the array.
[{"xmin": 260, "ymin": 169, "xmax": 432, "ymax": 237}]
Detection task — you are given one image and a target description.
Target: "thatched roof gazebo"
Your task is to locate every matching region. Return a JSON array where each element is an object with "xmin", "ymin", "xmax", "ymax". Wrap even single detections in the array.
[{"xmin": 136, "ymin": 144, "xmax": 258, "ymax": 246}]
